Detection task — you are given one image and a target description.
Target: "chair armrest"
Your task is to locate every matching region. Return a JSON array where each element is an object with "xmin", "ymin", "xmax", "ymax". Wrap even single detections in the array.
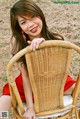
[
  {"xmin": 7, "ymin": 47, "xmax": 30, "ymax": 115},
  {"xmin": 72, "ymin": 73, "xmax": 80, "ymax": 105}
]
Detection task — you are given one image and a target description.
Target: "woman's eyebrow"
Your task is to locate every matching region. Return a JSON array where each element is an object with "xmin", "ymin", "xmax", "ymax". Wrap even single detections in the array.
[
  {"xmin": 18, "ymin": 15, "xmax": 34, "ymax": 23},
  {"xmin": 19, "ymin": 18, "xmax": 27, "ymax": 23},
  {"xmin": 20, "ymin": 19, "xmax": 25, "ymax": 22}
]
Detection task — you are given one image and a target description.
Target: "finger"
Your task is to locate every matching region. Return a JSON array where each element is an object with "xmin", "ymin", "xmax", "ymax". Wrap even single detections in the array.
[
  {"xmin": 36, "ymin": 41, "xmax": 39, "ymax": 49},
  {"xmin": 31, "ymin": 40, "xmax": 37, "ymax": 51},
  {"xmin": 32, "ymin": 41, "xmax": 37, "ymax": 51},
  {"xmin": 35, "ymin": 38, "xmax": 43, "ymax": 48},
  {"xmin": 27, "ymin": 40, "xmax": 31, "ymax": 44},
  {"xmin": 32, "ymin": 116, "xmax": 36, "ymax": 119},
  {"xmin": 41, "ymin": 38, "xmax": 45, "ymax": 42},
  {"xmin": 37, "ymin": 38, "xmax": 45, "ymax": 44},
  {"xmin": 30, "ymin": 41, "xmax": 34, "ymax": 50}
]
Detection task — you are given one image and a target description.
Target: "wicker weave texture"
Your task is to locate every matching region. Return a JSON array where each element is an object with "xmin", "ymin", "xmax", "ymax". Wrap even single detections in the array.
[
  {"xmin": 25, "ymin": 46, "xmax": 72, "ymax": 113},
  {"xmin": 7, "ymin": 40, "xmax": 80, "ymax": 118}
]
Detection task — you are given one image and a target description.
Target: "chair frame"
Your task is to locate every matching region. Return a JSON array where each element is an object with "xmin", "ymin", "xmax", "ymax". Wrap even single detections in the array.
[{"xmin": 7, "ymin": 40, "xmax": 80, "ymax": 119}]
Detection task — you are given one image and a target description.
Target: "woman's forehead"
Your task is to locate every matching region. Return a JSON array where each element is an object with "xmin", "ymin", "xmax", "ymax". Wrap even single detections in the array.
[
  {"xmin": 17, "ymin": 14, "xmax": 32, "ymax": 20},
  {"xmin": 17, "ymin": 14, "xmax": 38, "ymax": 23}
]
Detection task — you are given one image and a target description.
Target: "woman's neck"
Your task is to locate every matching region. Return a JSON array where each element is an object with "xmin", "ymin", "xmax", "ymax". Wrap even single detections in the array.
[{"xmin": 29, "ymin": 34, "xmax": 42, "ymax": 41}]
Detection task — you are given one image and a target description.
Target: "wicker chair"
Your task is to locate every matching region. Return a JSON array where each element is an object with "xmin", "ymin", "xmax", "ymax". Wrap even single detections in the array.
[{"xmin": 7, "ymin": 40, "xmax": 80, "ymax": 119}]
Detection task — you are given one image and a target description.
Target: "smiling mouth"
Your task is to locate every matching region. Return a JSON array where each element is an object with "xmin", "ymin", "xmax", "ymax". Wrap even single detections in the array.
[{"xmin": 30, "ymin": 26, "xmax": 38, "ymax": 33}]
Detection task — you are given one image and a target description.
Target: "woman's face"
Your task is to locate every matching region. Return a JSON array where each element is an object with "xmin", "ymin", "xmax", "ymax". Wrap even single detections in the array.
[{"xmin": 18, "ymin": 15, "xmax": 43, "ymax": 40}]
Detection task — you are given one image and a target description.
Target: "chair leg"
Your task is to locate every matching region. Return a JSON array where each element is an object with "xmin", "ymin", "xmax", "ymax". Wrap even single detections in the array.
[
  {"xmin": 75, "ymin": 109, "xmax": 79, "ymax": 119},
  {"xmin": 12, "ymin": 108, "xmax": 23, "ymax": 119},
  {"xmin": 78, "ymin": 110, "xmax": 80, "ymax": 119}
]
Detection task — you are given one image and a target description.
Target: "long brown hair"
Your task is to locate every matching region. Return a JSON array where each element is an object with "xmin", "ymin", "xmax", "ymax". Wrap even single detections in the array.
[{"xmin": 10, "ymin": 0, "xmax": 64, "ymax": 56}]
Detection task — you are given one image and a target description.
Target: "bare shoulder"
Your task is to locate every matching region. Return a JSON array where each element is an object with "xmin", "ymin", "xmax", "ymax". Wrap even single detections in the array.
[
  {"xmin": 53, "ymin": 33, "xmax": 64, "ymax": 40},
  {"xmin": 11, "ymin": 37, "xmax": 16, "ymax": 45},
  {"xmin": 10, "ymin": 37, "xmax": 16, "ymax": 49}
]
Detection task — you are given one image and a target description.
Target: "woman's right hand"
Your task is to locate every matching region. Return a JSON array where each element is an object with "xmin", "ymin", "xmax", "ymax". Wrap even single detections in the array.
[{"xmin": 27, "ymin": 38, "xmax": 45, "ymax": 51}]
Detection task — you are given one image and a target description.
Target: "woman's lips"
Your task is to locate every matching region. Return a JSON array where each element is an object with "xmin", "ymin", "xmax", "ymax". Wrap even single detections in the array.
[{"xmin": 30, "ymin": 27, "xmax": 38, "ymax": 33}]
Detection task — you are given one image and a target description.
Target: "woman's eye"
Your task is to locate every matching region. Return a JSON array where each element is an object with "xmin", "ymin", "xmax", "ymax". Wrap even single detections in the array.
[{"xmin": 21, "ymin": 21, "xmax": 26, "ymax": 25}]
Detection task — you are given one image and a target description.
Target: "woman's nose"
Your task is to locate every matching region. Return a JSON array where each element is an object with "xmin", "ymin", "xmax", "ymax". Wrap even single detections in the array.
[{"xmin": 27, "ymin": 20, "xmax": 34, "ymax": 28}]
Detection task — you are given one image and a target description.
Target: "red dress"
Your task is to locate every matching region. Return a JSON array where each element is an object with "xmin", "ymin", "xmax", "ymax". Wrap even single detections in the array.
[{"xmin": 2, "ymin": 73, "xmax": 76, "ymax": 101}]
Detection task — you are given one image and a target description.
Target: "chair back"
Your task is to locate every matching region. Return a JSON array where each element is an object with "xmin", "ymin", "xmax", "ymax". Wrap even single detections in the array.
[{"xmin": 25, "ymin": 42, "xmax": 72, "ymax": 113}]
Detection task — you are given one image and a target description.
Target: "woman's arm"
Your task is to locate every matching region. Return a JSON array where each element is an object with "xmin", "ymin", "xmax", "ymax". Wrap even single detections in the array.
[
  {"xmin": 10, "ymin": 37, "xmax": 35, "ymax": 119},
  {"xmin": 11, "ymin": 37, "xmax": 45, "ymax": 119},
  {"xmin": 17, "ymin": 62, "xmax": 35, "ymax": 119},
  {"xmin": 22, "ymin": 65, "xmax": 33, "ymax": 109}
]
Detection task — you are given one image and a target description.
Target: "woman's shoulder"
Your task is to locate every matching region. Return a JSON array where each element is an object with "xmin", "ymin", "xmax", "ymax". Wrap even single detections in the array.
[
  {"xmin": 52, "ymin": 33, "xmax": 64, "ymax": 40},
  {"xmin": 10, "ymin": 36, "xmax": 16, "ymax": 47},
  {"xmin": 10, "ymin": 36, "xmax": 17, "ymax": 54}
]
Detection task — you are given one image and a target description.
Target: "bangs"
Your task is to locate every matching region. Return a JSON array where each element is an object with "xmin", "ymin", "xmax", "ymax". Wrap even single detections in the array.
[{"xmin": 17, "ymin": 12, "xmax": 38, "ymax": 19}]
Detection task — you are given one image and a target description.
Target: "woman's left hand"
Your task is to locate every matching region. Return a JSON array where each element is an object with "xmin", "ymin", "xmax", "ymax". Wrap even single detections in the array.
[
  {"xmin": 27, "ymin": 38, "xmax": 45, "ymax": 51},
  {"xmin": 23, "ymin": 107, "xmax": 35, "ymax": 119}
]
